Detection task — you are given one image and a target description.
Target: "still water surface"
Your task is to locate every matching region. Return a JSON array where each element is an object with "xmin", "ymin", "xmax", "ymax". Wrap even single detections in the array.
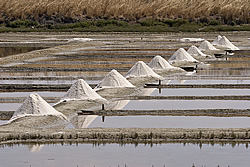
[{"xmin": 0, "ymin": 142, "xmax": 249, "ymax": 167}]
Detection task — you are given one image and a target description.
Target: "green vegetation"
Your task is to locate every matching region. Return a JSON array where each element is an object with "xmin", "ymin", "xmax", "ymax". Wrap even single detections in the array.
[{"xmin": 0, "ymin": 19, "xmax": 249, "ymax": 33}]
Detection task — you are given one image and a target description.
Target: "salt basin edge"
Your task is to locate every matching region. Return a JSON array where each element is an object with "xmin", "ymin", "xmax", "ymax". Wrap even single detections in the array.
[{"xmin": 1, "ymin": 126, "xmax": 250, "ymax": 143}]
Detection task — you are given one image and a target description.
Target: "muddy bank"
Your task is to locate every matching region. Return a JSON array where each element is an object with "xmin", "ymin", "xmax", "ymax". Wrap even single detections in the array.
[
  {"xmin": 82, "ymin": 109, "xmax": 250, "ymax": 117},
  {"xmin": 1, "ymin": 83, "xmax": 250, "ymax": 92},
  {"xmin": 1, "ymin": 126, "xmax": 250, "ymax": 144},
  {"xmin": 1, "ymin": 109, "xmax": 250, "ymax": 120}
]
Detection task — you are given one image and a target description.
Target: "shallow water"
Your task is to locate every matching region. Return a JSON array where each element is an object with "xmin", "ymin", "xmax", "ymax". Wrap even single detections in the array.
[
  {"xmin": 86, "ymin": 116, "xmax": 250, "ymax": 129},
  {"xmin": 0, "ymin": 142, "xmax": 249, "ymax": 167},
  {"xmin": 122, "ymin": 100, "xmax": 250, "ymax": 110},
  {"xmin": 0, "ymin": 92, "xmax": 65, "ymax": 98},
  {"xmin": 149, "ymin": 88, "xmax": 250, "ymax": 96}
]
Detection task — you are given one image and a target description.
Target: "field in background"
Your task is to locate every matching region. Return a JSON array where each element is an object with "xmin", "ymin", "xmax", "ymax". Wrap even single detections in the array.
[{"xmin": 0, "ymin": 0, "xmax": 249, "ymax": 26}]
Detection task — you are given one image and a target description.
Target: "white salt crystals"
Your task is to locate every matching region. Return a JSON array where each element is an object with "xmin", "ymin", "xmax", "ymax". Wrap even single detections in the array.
[
  {"xmin": 126, "ymin": 61, "xmax": 164, "ymax": 80},
  {"xmin": 148, "ymin": 55, "xmax": 185, "ymax": 73},
  {"xmin": 63, "ymin": 79, "xmax": 106, "ymax": 101},
  {"xmin": 215, "ymin": 36, "xmax": 239, "ymax": 50},
  {"xmin": 9, "ymin": 93, "xmax": 67, "ymax": 123},
  {"xmin": 187, "ymin": 45, "xmax": 213, "ymax": 60},
  {"xmin": 198, "ymin": 40, "xmax": 219, "ymax": 52},
  {"xmin": 95, "ymin": 69, "xmax": 135, "ymax": 90},
  {"xmin": 168, "ymin": 48, "xmax": 199, "ymax": 67},
  {"xmin": 212, "ymin": 35, "xmax": 222, "ymax": 45}
]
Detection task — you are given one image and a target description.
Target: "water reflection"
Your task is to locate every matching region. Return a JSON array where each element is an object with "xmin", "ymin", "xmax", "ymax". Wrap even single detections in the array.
[
  {"xmin": 0, "ymin": 142, "xmax": 249, "ymax": 167},
  {"xmin": 89, "ymin": 116, "xmax": 250, "ymax": 129}
]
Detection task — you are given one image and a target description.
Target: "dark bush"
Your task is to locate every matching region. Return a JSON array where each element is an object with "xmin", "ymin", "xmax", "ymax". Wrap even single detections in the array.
[{"xmin": 209, "ymin": 20, "xmax": 221, "ymax": 26}]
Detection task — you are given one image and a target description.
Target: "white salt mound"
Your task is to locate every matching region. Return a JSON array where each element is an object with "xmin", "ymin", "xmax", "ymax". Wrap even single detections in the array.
[
  {"xmin": 63, "ymin": 79, "xmax": 105, "ymax": 101},
  {"xmin": 148, "ymin": 55, "xmax": 174, "ymax": 69},
  {"xmin": 216, "ymin": 36, "xmax": 239, "ymax": 50},
  {"xmin": 95, "ymin": 69, "xmax": 135, "ymax": 90},
  {"xmin": 212, "ymin": 35, "xmax": 222, "ymax": 45},
  {"xmin": 180, "ymin": 38, "xmax": 204, "ymax": 43},
  {"xmin": 148, "ymin": 55, "xmax": 185, "ymax": 72},
  {"xmin": 198, "ymin": 40, "xmax": 219, "ymax": 52},
  {"xmin": 187, "ymin": 45, "xmax": 211, "ymax": 59},
  {"xmin": 126, "ymin": 61, "xmax": 164, "ymax": 80},
  {"xmin": 67, "ymin": 38, "xmax": 93, "ymax": 43},
  {"xmin": 168, "ymin": 48, "xmax": 198, "ymax": 65},
  {"xmin": 9, "ymin": 93, "xmax": 67, "ymax": 123}
]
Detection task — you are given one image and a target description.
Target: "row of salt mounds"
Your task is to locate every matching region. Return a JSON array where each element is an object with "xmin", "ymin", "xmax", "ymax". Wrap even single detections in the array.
[
  {"xmin": 213, "ymin": 36, "xmax": 239, "ymax": 50},
  {"xmin": 95, "ymin": 69, "xmax": 135, "ymax": 90},
  {"xmin": 126, "ymin": 61, "xmax": 164, "ymax": 86},
  {"xmin": 187, "ymin": 45, "xmax": 214, "ymax": 60},
  {"xmin": 148, "ymin": 55, "xmax": 185, "ymax": 74},
  {"xmin": 62, "ymin": 79, "xmax": 106, "ymax": 102},
  {"xmin": 168, "ymin": 48, "xmax": 199, "ymax": 67},
  {"xmin": 8, "ymin": 93, "xmax": 68, "ymax": 124}
]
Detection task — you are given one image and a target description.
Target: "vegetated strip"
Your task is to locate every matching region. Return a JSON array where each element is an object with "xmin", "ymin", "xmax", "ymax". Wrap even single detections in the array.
[
  {"xmin": 145, "ymin": 84, "xmax": 250, "ymax": 89},
  {"xmin": 81, "ymin": 109, "xmax": 250, "ymax": 117}
]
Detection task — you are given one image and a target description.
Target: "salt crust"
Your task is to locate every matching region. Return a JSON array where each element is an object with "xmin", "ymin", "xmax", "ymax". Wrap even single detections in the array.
[{"xmin": 9, "ymin": 93, "xmax": 67, "ymax": 123}]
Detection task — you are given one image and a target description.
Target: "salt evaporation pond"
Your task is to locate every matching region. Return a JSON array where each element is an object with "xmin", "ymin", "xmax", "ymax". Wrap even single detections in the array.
[
  {"xmin": 0, "ymin": 92, "xmax": 65, "ymax": 98},
  {"xmin": 86, "ymin": 116, "xmax": 250, "ymax": 129},
  {"xmin": 0, "ymin": 142, "xmax": 249, "ymax": 167},
  {"xmin": 149, "ymin": 88, "xmax": 250, "ymax": 96},
  {"xmin": 121, "ymin": 100, "xmax": 249, "ymax": 110}
]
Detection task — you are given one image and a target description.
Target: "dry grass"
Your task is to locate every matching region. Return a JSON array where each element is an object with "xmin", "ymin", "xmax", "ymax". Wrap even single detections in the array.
[{"xmin": 0, "ymin": 0, "xmax": 249, "ymax": 24}]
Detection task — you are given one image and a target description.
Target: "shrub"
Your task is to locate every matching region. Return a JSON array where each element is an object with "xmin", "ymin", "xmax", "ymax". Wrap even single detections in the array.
[
  {"xmin": 209, "ymin": 20, "xmax": 221, "ymax": 26},
  {"xmin": 6, "ymin": 20, "xmax": 38, "ymax": 28}
]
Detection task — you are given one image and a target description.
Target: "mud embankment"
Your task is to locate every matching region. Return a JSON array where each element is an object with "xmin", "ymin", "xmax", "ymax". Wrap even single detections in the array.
[{"xmin": 1, "ymin": 127, "xmax": 250, "ymax": 144}]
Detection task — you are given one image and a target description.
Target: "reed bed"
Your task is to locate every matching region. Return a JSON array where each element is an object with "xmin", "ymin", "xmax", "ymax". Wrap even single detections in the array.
[{"xmin": 0, "ymin": 0, "xmax": 249, "ymax": 24}]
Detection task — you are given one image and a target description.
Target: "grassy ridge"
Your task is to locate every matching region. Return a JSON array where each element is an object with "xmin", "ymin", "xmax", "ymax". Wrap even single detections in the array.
[
  {"xmin": 0, "ymin": 0, "xmax": 249, "ymax": 24},
  {"xmin": 0, "ymin": 19, "xmax": 249, "ymax": 32}
]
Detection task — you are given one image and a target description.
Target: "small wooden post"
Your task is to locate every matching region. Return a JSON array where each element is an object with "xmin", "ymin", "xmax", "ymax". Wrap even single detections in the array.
[
  {"xmin": 159, "ymin": 80, "xmax": 161, "ymax": 86},
  {"xmin": 102, "ymin": 116, "xmax": 105, "ymax": 122}
]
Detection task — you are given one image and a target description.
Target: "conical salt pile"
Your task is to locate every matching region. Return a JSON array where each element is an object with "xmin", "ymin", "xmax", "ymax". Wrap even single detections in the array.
[
  {"xmin": 187, "ymin": 45, "xmax": 211, "ymax": 60},
  {"xmin": 126, "ymin": 61, "xmax": 164, "ymax": 80},
  {"xmin": 198, "ymin": 40, "xmax": 219, "ymax": 52},
  {"xmin": 148, "ymin": 55, "xmax": 175, "ymax": 69},
  {"xmin": 148, "ymin": 55, "xmax": 185, "ymax": 73},
  {"xmin": 212, "ymin": 35, "xmax": 222, "ymax": 45},
  {"xmin": 95, "ymin": 69, "xmax": 135, "ymax": 90},
  {"xmin": 9, "ymin": 93, "xmax": 67, "ymax": 122},
  {"xmin": 168, "ymin": 48, "xmax": 198, "ymax": 66},
  {"xmin": 216, "ymin": 36, "xmax": 239, "ymax": 50},
  {"xmin": 63, "ymin": 79, "xmax": 106, "ymax": 101}
]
